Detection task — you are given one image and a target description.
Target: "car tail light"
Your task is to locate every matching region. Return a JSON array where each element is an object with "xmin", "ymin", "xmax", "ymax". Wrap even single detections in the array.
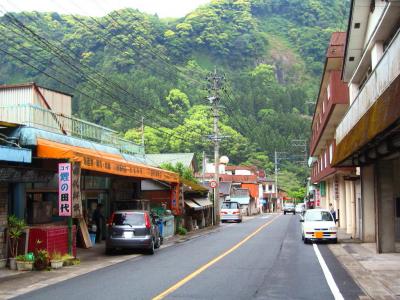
[
  {"xmin": 220, "ymin": 211, "xmax": 227, "ymax": 215},
  {"xmin": 233, "ymin": 210, "xmax": 240, "ymax": 214},
  {"xmin": 107, "ymin": 212, "xmax": 115, "ymax": 226},
  {"xmin": 145, "ymin": 213, "xmax": 151, "ymax": 229}
]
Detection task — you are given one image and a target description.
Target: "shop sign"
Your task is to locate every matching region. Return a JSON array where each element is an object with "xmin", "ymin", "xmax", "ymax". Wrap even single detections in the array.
[
  {"xmin": 334, "ymin": 177, "xmax": 339, "ymax": 202},
  {"xmin": 58, "ymin": 163, "xmax": 72, "ymax": 217},
  {"xmin": 71, "ymin": 162, "xmax": 82, "ymax": 218}
]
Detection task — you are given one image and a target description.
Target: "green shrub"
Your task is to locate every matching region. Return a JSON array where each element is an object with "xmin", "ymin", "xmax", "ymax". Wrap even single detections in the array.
[{"xmin": 177, "ymin": 227, "xmax": 187, "ymax": 235}]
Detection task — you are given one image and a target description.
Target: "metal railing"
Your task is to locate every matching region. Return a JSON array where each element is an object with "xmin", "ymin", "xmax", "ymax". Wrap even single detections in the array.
[
  {"xmin": 336, "ymin": 30, "xmax": 400, "ymax": 143},
  {"xmin": 0, "ymin": 104, "xmax": 144, "ymax": 155}
]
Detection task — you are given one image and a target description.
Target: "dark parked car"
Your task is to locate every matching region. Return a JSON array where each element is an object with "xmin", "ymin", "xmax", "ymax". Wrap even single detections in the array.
[{"xmin": 106, "ymin": 210, "xmax": 161, "ymax": 255}]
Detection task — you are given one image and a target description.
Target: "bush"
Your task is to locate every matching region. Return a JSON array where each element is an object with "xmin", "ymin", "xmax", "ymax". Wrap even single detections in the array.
[{"xmin": 177, "ymin": 227, "xmax": 187, "ymax": 235}]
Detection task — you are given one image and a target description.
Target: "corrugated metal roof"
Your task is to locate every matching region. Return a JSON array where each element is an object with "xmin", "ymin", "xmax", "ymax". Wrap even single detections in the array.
[{"xmin": 146, "ymin": 153, "xmax": 195, "ymax": 168}]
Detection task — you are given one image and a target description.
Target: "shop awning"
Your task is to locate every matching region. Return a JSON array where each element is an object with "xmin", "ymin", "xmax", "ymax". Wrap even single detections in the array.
[
  {"xmin": 184, "ymin": 200, "xmax": 203, "ymax": 211},
  {"xmin": 181, "ymin": 178, "xmax": 209, "ymax": 192},
  {"xmin": 193, "ymin": 198, "xmax": 213, "ymax": 208},
  {"xmin": 36, "ymin": 138, "xmax": 179, "ymax": 183}
]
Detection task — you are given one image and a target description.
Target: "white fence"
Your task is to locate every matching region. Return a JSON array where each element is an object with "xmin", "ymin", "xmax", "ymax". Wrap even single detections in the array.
[{"xmin": 336, "ymin": 30, "xmax": 400, "ymax": 143}]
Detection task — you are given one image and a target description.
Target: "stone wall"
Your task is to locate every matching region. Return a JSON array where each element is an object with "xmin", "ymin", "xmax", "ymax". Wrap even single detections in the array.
[{"xmin": 0, "ymin": 183, "xmax": 8, "ymax": 259}]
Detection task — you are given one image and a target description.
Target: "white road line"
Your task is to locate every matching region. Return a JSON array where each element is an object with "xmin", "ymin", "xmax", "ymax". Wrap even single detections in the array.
[{"xmin": 313, "ymin": 243, "xmax": 344, "ymax": 300}]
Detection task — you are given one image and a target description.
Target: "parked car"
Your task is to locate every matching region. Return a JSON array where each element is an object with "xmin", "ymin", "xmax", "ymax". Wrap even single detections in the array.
[
  {"xmin": 300, "ymin": 209, "xmax": 337, "ymax": 244},
  {"xmin": 106, "ymin": 210, "xmax": 161, "ymax": 255},
  {"xmin": 220, "ymin": 201, "xmax": 243, "ymax": 223},
  {"xmin": 295, "ymin": 203, "xmax": 305, "ymax": 214},
  {"xmin": 283, "ymin": 203, "xmax": 295, "ymax": 215}
]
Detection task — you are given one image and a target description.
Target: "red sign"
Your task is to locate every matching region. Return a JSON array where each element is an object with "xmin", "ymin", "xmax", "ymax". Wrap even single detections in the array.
[
  {"xmin": 58, "ymin": 163, "xmax": 72, "ymax": 217},
  {"xmin": 209, "ymin": 180, "xmax": 217, "ymax": 189}
]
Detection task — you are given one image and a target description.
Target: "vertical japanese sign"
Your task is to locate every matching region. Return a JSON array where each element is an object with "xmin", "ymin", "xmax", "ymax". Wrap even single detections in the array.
[
  {"xmin": 58, "ymin": 163, "xmax": 72, "ymax": 217},
  {"xmin": 71, "ymin": 162, "xmax": 82, "ymax": 218}
]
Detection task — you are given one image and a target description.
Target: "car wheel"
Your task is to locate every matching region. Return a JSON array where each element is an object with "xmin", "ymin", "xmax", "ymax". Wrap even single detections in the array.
[
  {"xmin": 155, "ymin": 236, "xmax": 161, "ymax": 249},
  {"xmin": 237, "ymin": 219, "xmax": 242, "ymax": 223},
  {"xmin": 303, "ymin": 238, "xmax": 309, "ymax": 244},
  {"xmin": 293, "ymin": 212, "xmax": 296, "ymax": 215},
  {"xmin": 284, "ymin": 211, "xmax": 286, "ymax": 215},
  {"xmin": 332, "ymin": 238, "xmax": 338, "ymax": 244},
  {"xmin": 147, "ymin": 240, "xmax": 155, "ymax": 255},
  {"xmin": 301, "ymin": 234, "xmax": 304, "ymax": 241}
]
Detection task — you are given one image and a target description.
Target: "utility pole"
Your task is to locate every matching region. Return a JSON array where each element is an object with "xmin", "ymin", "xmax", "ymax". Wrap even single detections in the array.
[
  {"xmin": 207, "ymin": 67, "xmax": 224, "ymax": 225},
  {"xmin": 274, "ymin": 150, "xmax": 278, "ymax": 212},
  {"xmin": 141, "ymin": 117, "xmax": 145, "ymax": 146}
]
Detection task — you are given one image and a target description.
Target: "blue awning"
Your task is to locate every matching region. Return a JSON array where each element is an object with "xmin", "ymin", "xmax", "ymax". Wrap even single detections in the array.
[{"xmin": 0, "ymin": 146, "xmax": 31, "ymax": 163}]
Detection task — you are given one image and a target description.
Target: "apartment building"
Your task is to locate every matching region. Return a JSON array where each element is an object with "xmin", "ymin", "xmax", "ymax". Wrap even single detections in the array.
[{"xmin": 332, "ymin": 0, "xmax": 400, "ymax": 253}]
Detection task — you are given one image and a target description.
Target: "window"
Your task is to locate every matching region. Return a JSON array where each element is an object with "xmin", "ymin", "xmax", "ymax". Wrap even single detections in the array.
[
  {"xmin": 113, "ymin": 213, "xmax": 145, "ymax": 226},
  {"xmin": 329, "ymin": 143, "xmax": 333, "ymax": 164},
  {"xmin": 221, "ymin": 202, "xmax": 239, "ymax": 209},
  {"xmin": 305, "ymin": 210, "xmax": 333, "ymax": 222},
  {"xmin": 268, "ymin": 184, "xmax": 273, "ymax": 191}
]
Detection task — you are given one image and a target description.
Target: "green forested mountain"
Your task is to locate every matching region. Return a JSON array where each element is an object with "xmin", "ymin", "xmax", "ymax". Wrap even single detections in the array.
[{"xmin": 0, "ymin": 0, "xmax": 349, "ymax": 192}]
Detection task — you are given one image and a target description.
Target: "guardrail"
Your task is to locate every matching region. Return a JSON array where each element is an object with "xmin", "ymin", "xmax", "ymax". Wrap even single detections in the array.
[
  {"xmin": 0, "ymin": 104, "xmax": 144, "ymax": 155},
  {"xmin": 336, "ymin": 30, "xmax": 400, "ymax": 143}
]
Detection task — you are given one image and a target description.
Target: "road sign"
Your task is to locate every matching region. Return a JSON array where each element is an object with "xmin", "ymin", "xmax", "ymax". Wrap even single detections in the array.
[{"xmin": 209, "ymin": 180, "xmax": 217, "ymax": 189}]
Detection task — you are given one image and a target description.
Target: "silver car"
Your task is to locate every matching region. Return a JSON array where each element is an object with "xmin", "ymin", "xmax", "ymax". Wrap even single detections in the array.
[
  {"xmin": 220, "ymin": 201, "xmax": 243, "ymax": 223},
  {"xmin": 106, "ymin": 210, "xmax": 161, "ymax": 255}
]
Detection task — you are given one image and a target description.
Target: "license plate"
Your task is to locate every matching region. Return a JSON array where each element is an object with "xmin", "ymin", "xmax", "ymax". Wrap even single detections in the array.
[
  {"xmin": 315, "ymin": 232, "xmax": 323, "ymax": 239},
  {"xmin": 123, "ymin": 231, "xmax": 133, "ymax": 239}
]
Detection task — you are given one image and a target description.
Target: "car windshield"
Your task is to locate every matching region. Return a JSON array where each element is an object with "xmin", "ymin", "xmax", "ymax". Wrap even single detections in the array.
[
  {"xmin": 285, "ymin": 204, "xmax": 294, "ymax": 208},
  {"xmin": 113, "ymin": 213, "xmax": 145, "ymax": 226},
  {"xmin": 305, "ymin": 211, "xmax": 333, "ymax": 222},
  {"xmin": 221, "ymin": 202, "xmax": 239, "ymax": 209}
]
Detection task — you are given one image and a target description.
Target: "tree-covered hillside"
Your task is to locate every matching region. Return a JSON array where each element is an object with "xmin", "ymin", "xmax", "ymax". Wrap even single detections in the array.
[{"xmin": 0, "ymin": 0, "xmax": 349, "ymax": 191}]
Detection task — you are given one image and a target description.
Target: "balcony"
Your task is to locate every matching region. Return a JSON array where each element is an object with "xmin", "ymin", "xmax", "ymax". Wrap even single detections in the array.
[
  {"xmin": 310, "ymin": 71, "xmax": 349, "ymax": 156},
  {"xmin": 0, "ymin": 104, "xmax": 144, "ymax": 155},
  {"xmin": 336, "ymin": 30, "xmax": 400, "ymax": 144}
]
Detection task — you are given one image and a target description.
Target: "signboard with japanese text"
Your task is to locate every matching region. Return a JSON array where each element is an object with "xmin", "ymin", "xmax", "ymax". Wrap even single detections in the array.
[
  {"xmin": 71, "ymin": 162, "xmax": 82, "ymax": 218},
  {"xmin": 58, "ymin": 163, "xmax": 72, "ymax": 217}
]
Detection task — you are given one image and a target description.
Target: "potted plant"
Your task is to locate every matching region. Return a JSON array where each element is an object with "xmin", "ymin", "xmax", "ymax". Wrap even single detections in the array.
[
  {"xmin": 34, "ymin": 249, "xmax": 49, "ymax": 271},
  {"xmin": 50, "ymin": 252, "xmax": 63, "ymax": 269},
  {"xmin": 15, "ymin": 255, "xmax": 26, "ymax": 271},
  {"xmin": 24, "ymin": 253, "xmax": 34, "ymax": 271},
  {"xmin": 7, "ymin": 215, "xmax": 26, "ymax": 270}
]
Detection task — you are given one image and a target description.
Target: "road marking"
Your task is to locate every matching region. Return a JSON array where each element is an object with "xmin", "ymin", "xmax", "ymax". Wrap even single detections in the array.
[
  {"xmin": 152, "ymin": 215, "xmax": 280, "ymax": 300},
  {"xmin": 313, "ymin": 244, "xmax": 344, "ymax": 300}
]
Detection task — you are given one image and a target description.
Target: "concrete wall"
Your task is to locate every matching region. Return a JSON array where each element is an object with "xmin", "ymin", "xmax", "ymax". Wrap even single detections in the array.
[
  {"xmin": 0, "ymin": 183, "xmax": 8, "ymax": 259},
  {"xmin": 339, "ymin": 175, "xmax": 347, "ymax": 229},
  {"xmin": 361, "ymin": 165, "xmax": 376, "ymax": 242}
]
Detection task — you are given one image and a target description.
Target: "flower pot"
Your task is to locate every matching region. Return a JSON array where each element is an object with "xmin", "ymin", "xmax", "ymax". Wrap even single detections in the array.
[
  {"xmin": 24, "ymin": 261, "xmax": 34, "ymax": 271},
  {"xmin": 16, "ymin": 260, "xmax": 26, "ymax": 271},
  {"xmin": 34, "ymin": 259, "xmax": 49, "ymax": 270},
  {"xmin": 0, "ymin": 258, "xmax": 6, "ymax": 269},
  {"xmin": 50, "ymin": 260, "xmax": 63, "ymax": 269},
  {"xmin": 8, "ymin": 258, "xmax": 16, "ymax": 270}
]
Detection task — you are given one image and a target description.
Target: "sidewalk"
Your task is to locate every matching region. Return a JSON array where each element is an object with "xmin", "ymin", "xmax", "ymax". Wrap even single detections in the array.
[
  {"xmin": 0, "ymin": 224, "xmax": 222, "ymax": 300},
  {"xmin": 329, "ymin": 231, "xmax": 400, "ymax": 299}
]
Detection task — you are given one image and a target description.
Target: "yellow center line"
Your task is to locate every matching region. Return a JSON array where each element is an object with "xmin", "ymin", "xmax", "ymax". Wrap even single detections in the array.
[{"xmin": 152, "ymin": 215, "xmax": 281, "ymax": 300}]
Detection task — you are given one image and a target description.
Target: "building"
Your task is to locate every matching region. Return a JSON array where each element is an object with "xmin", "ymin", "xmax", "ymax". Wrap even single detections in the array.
[
  {"xmin": 309, "ymin": 32, "xmax": 358, "ymax": 237},
  {"xmin": 0, "ymin": 83, "xmax": 180, "ymax": 257},
  {"xmin": 332, "ymin": 1, "xmax": 400, "ymax": 253},
  {"xmin": 199, "ymin": 164, "xmax": 264, "ymax": 215}
]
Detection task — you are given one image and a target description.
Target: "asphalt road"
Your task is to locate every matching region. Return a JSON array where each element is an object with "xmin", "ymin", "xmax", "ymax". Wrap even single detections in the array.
[{"xmin": 15, "ymin": 214, "xmax": 364, "ymax": 300}]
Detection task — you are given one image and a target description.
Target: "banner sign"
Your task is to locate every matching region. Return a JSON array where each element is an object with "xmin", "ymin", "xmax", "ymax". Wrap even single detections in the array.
[
  {"xmin": 58, "ymin": 163, "xmax": 72, "ymax": 216},
  {"xmin": 71, "ymin": 162, "xmax": 82, "ymax": 218}
]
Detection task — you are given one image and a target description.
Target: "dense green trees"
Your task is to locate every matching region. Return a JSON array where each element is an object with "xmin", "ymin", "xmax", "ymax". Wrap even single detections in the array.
[{"xmin": 0, "ymin": 0, "xmax": 350, "ymax": 193}]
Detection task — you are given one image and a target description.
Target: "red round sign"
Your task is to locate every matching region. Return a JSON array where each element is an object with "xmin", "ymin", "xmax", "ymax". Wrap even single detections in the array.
[{"xmin": 209, "ymin": 180, "xmax": 217, "ymax": 189}]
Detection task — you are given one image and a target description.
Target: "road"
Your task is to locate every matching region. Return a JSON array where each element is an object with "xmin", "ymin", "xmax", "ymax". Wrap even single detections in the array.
[{"xmin": 15, "ymin": 214, "xmax": 364, "ymax": 300}]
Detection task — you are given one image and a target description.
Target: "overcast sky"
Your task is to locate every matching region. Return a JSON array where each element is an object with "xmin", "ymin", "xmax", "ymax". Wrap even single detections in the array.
[{"xmin": 0, "ymin": 0, "xmax": 212, "ymax": 18}]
